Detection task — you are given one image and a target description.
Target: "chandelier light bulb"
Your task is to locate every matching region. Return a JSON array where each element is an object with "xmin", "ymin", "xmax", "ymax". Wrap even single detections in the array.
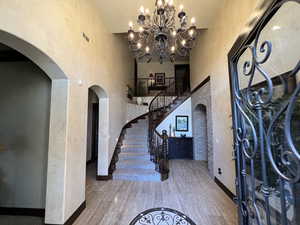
[
  {"xmin": 157, "ymin": 0, "xmax": 163, "ymax": 7},
  {"xmin": 129, "ymin": 21, "xmax": 133, "ymax": 28},
  {"xmin": 145, "ymin": 8, "xmax": 150, "ymax": 14},
  {"xmin": 181, "ymin": 39, "xmax": 186, "ymax": 46},
  {"xmin": 172, "ymin": 30, "xmax": 177, "ymax": 37},
  {"xmin": 140, "ymin": 6, "xmax": 145, "ymax": 14},
  {"xmin": 168, "ymin": 0, "xmax": 174, "ymax": 6},
  {"xmin": 139, "ymin": 26, "xmax": 144, "ymax": 33},
  {"xmin": 191, "ymin": 17, "xmax": 196, "ymax": 25},
  {"xmin": 129, "ymin": 32, "xmax": 135, "ymax": 40},
  {"xmin": 179, "ymin": 4, "xmax": 184, "ymax": 11},
  {"xmin": 189, "ymin": 29, "xmax": 194, "ymax": 37},
  {"xmin": 145, "ymin": 46, "xmax": 150, "ymax": 53},
  {"xmin": 137, "ymin": 42, "xmax": 142, "ymax": 49},
  {"xmin": 171, "ymin": 46, "xmax": 176, "ymax": 53}
]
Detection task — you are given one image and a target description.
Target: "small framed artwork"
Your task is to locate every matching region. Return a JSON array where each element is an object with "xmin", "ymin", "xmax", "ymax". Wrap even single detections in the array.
[
  {"xmin": 155, "ymin": 73, "xmax": 165, "ymax": 86},
  {"xmin": 175, "ymin": 115, "xmax": 189, "ymax": 132}
]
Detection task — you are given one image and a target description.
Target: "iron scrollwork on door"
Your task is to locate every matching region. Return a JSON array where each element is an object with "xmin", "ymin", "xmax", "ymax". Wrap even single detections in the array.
[{"xmin": 229, "ymin": 0, "xmax": 300, "ymax": 225}]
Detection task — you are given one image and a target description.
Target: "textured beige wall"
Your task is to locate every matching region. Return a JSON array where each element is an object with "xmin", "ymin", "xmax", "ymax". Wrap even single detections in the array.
[
  {"xmin": 190, "ymin": 0, "xmax": 263, "ymax": 193},
  {"xmin": 0, "ymin": 0, "xmax": 134, "ymax": 224}
]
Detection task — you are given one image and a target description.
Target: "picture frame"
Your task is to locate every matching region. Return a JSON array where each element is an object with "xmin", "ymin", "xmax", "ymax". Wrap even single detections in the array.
[
  {"xmin": 175, "ymin": 115, "xmax": 189, "ymax": 132},
  {"xmin": 155, "ymin": 73, "xmax": 165, "ymax": 86}
]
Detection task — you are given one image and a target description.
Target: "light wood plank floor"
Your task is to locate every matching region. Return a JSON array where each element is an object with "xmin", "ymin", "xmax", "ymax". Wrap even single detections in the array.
[{"xmin": 74, "ymin": 160, "xmax": 237, "ymax": 225}]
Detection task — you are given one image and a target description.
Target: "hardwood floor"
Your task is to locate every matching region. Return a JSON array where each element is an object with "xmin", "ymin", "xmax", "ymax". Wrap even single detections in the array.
[{"xmin": 74, "ymin": 160, "xmax": 237, "ymax": 225}]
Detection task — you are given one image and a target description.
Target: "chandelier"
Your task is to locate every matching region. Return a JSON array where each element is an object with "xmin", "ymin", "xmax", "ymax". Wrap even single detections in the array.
[{"xmin": 128, "ymin": 0, "xmax": 197, "ymax": 64}]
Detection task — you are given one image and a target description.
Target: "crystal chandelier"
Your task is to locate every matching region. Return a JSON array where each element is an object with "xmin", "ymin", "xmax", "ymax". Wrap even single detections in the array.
[{"xmin": 128, "ymin": 0, "xmax": 197, "ymax": 64}]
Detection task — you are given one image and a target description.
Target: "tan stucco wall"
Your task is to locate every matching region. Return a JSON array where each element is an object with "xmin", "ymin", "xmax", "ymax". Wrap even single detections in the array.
[
  {"xmin": 190, "ymin": 0, "xmax": 263, "ymax": 193},
  {"xmin": 0, "ymin": 0, "xmax": 134, "ymax": 224}
]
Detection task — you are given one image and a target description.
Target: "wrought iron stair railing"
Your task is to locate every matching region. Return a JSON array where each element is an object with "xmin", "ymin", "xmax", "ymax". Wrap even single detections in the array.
[{"xmin": 148, "ymin": 82, "xmax": 191, "ymax": 181}]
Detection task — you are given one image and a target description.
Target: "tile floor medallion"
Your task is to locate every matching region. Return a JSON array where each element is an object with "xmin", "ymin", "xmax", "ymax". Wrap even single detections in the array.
[{"xmin": 129, "ymin": 208, "xmax": 196, "ymax": 225}]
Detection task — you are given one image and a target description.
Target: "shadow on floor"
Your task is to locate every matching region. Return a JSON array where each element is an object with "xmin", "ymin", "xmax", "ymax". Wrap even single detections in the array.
[{"xmin": 0, "ymin": 215, "xmax": 44, "ymax": 225}]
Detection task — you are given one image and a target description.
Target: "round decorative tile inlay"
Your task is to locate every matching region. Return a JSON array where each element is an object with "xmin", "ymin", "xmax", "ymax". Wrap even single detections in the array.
[{"xmin": 129, "ymin": 208, "xmax": 196, "ymax": 225}]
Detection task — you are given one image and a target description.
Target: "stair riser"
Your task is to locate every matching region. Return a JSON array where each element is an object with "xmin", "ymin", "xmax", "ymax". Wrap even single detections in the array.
[
  {"xmin": 122, "ymin": 144, "xmax": 147, "ymax": 147},
  {"xmin": 123, "ymin": 143, "xmax": 147, "ymax": 147},
  {"xmin": 126, "ymin": 132, "xmax": 147, "ymax": 135},
  {"xmin": 131, "ymin": 125, "xmax": 147, "ymax": 128},
  {"xmin": 121, "ymin": 149, "xmax": 148, "ymax": 153},
  {"xmin": 125, "ymin": 135, "xmax": 147, "ymax": 138},
  {"xmin": 122, "ymin": 143, "xmax": 147, "ymax": 147},
  {"xmin": 116, "ymin": 163, "xmax": 155, "ymax": 170},
  {"xmin": 124, "ymin": 139, "xmax": 147, "ymax": 143},
  {"xmin": 119, "ymin": 155, "xmax": 150, "ymax": 161},
  {"xmin": 127, "ymin": 127, "xmax": 147, "ymax": 130},
  {"xmin": 113, "ymin": 174, "xmax": 160, "ymax": 182},
  {"xmin": 123, "ymin": 140, "xmax": 147, "ymax": 144}
]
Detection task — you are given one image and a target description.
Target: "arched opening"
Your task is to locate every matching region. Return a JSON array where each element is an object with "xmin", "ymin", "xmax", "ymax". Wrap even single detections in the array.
[
  {"xmin": 85, "ymin": 85, "xmax": 109, "ymax": 182},
  {"xmin": 86, "ymin": 89, "xmax": 99, "ymax": 167},
  {"xmin": 0, "ymin": 30, "xmax": 69, "ymax": 224},
  {"xmin": 193, "ymin": 104, "xmax": 209, "ymax": 168},
  {"xmin": 0, "ymin": 43, "xmax": 51, "ymax": 225}
]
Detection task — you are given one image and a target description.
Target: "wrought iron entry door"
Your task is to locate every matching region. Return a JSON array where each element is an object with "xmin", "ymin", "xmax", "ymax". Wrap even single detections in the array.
[{"xmin": 228, "ymin": 0, "xmax": 300, "ymax": 224}]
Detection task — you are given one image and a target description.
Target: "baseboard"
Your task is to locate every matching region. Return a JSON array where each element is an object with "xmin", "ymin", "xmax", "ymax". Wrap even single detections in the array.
[
  {"xmin": 96, "ymin": 175, "xmax": 112, "ymax": 180},
  {"xmin": 0, "ymin": 207, "xmax": 45, "ymax": 217},
  {"xmin": 45, "ymin": 201, "xmax": 86, "ymax": 225},
  {"xmin": 214, "ymin": 177, "xmax": 236, "ymax": 203}
]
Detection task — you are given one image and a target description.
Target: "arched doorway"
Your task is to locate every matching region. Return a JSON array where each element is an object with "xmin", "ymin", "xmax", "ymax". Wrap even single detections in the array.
[
  {"xmin": 193, "ymin": 104, "xmax": 208, "ymax": 163},
  {"xmin": 86, "ymin": 89, "xmax": 99, "ymax": 167},
  {"xmin": 193, "ymin": 102, "xmax": 213, "ymax": 177},
  {"xmin": 85, "ymin": 85, "xmax": 109, "ymax": 179},
  {"xmin": 0, "ymin": 30, "xmax": 69, "ymax": 224},
  {"xmin": 0, "ymin": 44, "xmax": 51, "ymax": 225}
]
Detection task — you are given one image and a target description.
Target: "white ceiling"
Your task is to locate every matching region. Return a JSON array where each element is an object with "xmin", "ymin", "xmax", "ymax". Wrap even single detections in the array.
[{"xmin": 94, "ymin": 0, "xmax": 223, "ymax": 33}]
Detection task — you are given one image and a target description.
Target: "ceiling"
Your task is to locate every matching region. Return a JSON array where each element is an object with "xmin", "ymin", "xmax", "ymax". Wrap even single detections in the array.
[{"xmin": 94, "ymin": 0, "xmax": 223, "ymax": 33}]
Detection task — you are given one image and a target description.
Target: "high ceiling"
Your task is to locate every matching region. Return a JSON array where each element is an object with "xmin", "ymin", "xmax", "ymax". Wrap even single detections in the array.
[{"xmin": 94, "ymin": 0, "xmax": 223, "ymax": 33}]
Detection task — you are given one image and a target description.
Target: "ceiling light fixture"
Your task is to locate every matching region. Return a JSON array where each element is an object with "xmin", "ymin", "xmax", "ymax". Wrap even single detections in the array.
[{"xmin": 128, "ymin": 0, "xmax": 198, "ymax": 64}]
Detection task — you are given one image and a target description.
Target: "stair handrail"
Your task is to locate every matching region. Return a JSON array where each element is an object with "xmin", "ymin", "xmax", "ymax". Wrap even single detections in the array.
[
  {"xmin": 148, "ymin": 81, "xmax": 176, "ymax": 112},
  {"xmin": 148, "ymin": 81, "xmax": 177, "ymax": 180}
]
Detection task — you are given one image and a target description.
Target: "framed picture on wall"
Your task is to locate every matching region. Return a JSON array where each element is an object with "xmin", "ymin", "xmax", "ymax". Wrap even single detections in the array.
[
  {"xmin": 175, "ymin": 115, "xmax": 189, "ymax": 132},
  {"xmin": 155, "ymin": 73, "xmax": 165, "ymax": 86}
]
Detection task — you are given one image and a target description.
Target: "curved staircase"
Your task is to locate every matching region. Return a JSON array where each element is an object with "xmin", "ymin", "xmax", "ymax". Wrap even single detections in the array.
[
  {"xmin": 113, "ymin": 117, "xmax": 161, "ymax": 181},
  {"xmin": 112, "ymin": 82, "xmax": 191, "ymax": 182}
]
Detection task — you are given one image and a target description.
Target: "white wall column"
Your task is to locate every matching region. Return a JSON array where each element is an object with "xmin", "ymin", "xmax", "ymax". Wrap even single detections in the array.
[
  {"xmin": 97, "ymin": 98, "xmax": 110, "ymax": 176},
  {"xmin": 45, "ymin": 79, "xmax": 69, "ymax": 224}
]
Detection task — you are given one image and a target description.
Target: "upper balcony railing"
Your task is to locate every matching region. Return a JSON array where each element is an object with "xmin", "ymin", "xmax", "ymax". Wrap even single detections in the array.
[{"xmin": 136, "ymin": 77, "xmax": 175, "ymax": 96}]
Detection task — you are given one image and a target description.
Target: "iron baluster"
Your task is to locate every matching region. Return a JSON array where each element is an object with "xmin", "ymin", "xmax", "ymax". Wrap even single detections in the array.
[
  {"xmin": 279, "ymin": 178, "xmax": 288, "ymax": 225},
  {"xmin": 161, "ymin": 130, "xmax": 169, "ymax": 178},
  {"xmin": 257, "ymin": 107, "xmax": 271, "ymax": 225}
]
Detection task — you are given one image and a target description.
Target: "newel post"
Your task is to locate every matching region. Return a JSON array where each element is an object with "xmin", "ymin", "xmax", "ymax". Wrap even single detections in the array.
[{"xmin": 161, "ymin": 130, "xmax": 169, "ymax": 181}]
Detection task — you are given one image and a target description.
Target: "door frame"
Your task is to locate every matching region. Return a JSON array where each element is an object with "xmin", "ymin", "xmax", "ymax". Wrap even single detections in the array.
[
  {"xmin": 228, "ymin": 0, "xmax": 300, "ymax": 224},
  {"xmin": 91, "ymin": 103, "xmax": 99, "ymax": 162},
  {"xmin": 175, "ymin": 64, "xmax": 190, "ymax": 94}
]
